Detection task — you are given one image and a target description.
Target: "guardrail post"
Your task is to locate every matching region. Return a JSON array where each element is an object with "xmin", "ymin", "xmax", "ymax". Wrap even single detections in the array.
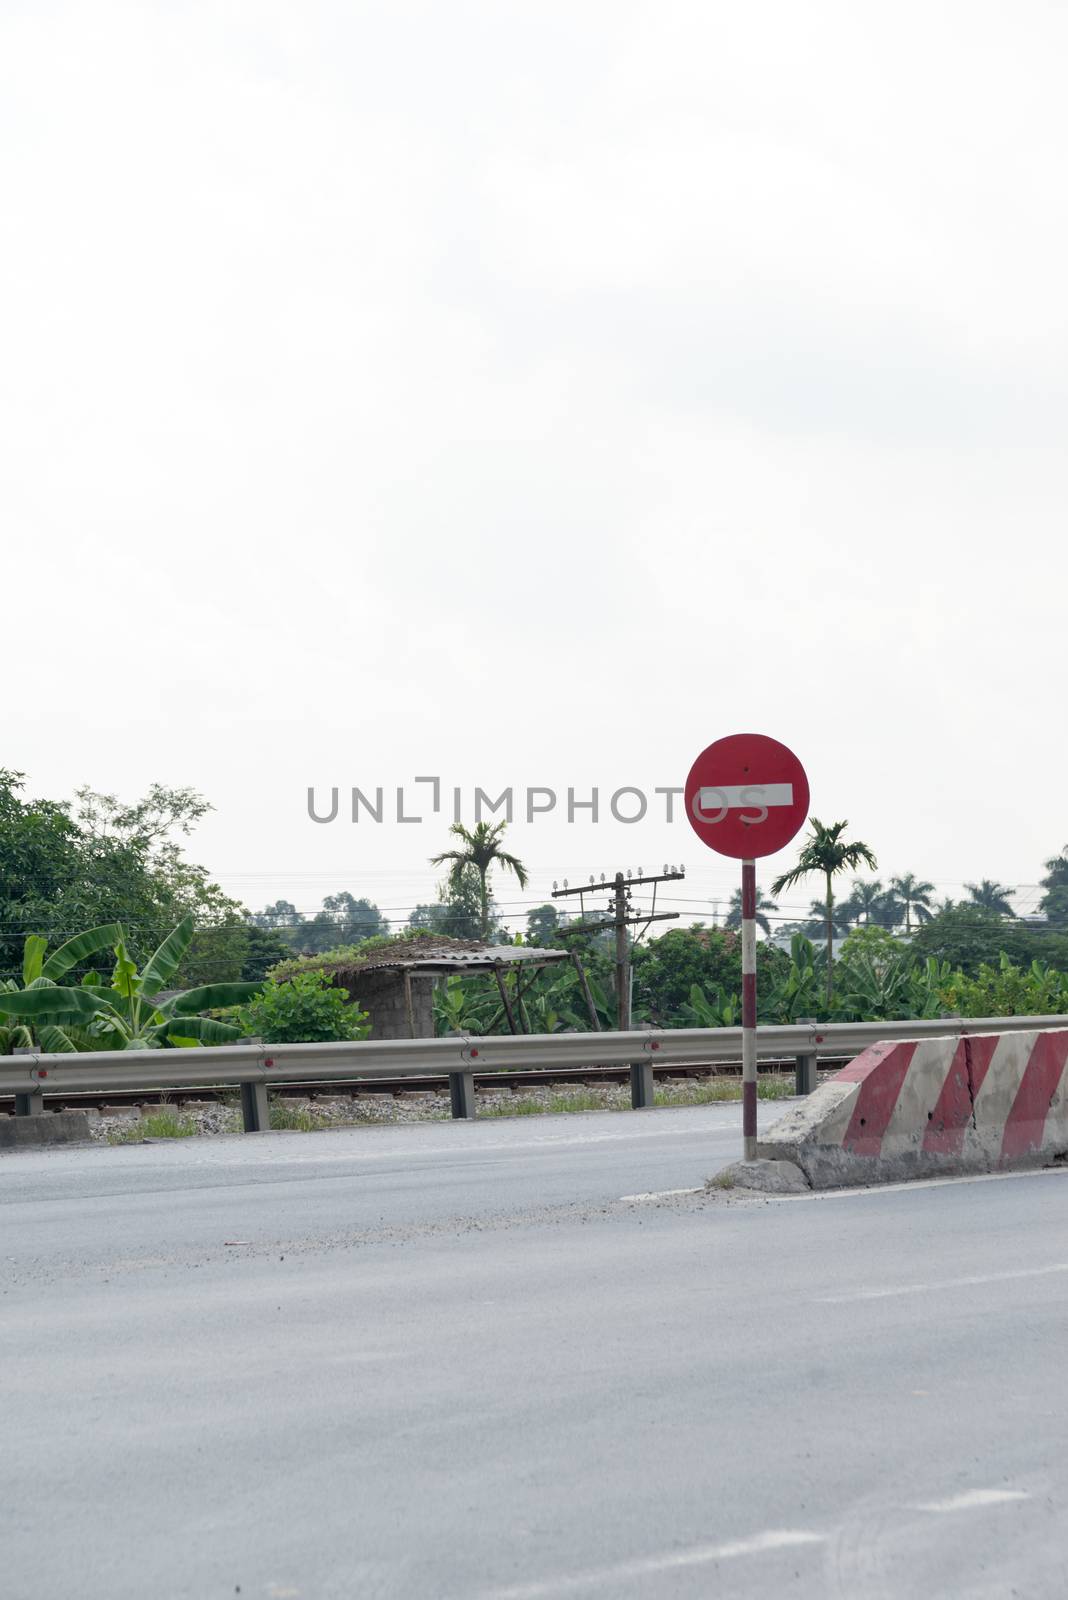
[
  {"xmin": 450, "ymin": 1071, "xmax": 476, "ymax": 1120},
  {"xmin": 630, "ymin": 1062, "xmax": 655, "ymax": 1109},
  {"xmin": 12, "ymin": 1047, "xmax": 44, "ymax": 1116},
  {"xmin": 240, "ymin": 1081, "xmax": 270, "ymax": 1132},
  {"xmin": 795, "ymin": 1018, "xmax": 818, "ymax": 1096},
  {"xmin": 631, "ymin": 1039, "xmax": 658, "ymax": 1109}
]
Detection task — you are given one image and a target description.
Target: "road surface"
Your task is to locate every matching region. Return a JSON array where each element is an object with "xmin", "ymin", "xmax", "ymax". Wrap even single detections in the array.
[{"xmin": 2, "ymin": 1101, "xmax": 1066, "ymax": 1598}]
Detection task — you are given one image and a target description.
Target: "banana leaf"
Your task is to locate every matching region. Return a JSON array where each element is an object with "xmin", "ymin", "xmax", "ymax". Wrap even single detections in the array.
[
  {"xmin": 111, "ymin": 942, "xmax": 140, "ymax": 1003},
  {"xmin": 37, "ymin": 1025, "xmax": 78, "ymax": 1053},
  {"xmin": 161, "ymin": 981, "xmax": 262, "ymax": 1017},
  {"xmin": 139, "ymin": 915, "xmax": 195, "ymax": 998},
  {"xmin": 0, "ymin": 1024, "xmax": 33, "ymax": 1053},
  {"xmin": 22, "ymin": 935, "xmax": 48, "ymax": 986},
  {"xmin": 41, "ymin": 923, "xmax": 123, "ymax": 984},
  {"xmin": 152, "ymin": 1016, "xmax": 246, "ymax": 1046},
  {"xmin": 0, "ymin": 986, "xmax": 107, "ymax": 1021}
]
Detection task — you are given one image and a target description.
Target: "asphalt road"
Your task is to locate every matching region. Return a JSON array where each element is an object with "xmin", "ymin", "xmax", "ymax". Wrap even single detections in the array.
[{"xmin": 3, "ymin": 1102, "xmax": 1067, "ymax": 1599}]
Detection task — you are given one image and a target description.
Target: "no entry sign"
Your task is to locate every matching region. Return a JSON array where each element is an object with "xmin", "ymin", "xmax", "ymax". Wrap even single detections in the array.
[
  {"xmin": 684, "ymin": 732, "xmax": 809, "ymax": 1162},
  {"xmin": 684, "ymin": 733, "xmax": 809, "ymax": 860}
]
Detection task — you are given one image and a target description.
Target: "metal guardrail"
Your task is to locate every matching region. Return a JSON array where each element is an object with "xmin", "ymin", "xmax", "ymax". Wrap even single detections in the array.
[{"xmin": 3, "ymin": 1013, "xmax": 1068, "ymax": 1131}]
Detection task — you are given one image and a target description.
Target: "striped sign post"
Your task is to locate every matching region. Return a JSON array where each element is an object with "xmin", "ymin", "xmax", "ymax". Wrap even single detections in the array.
[
  {"xmin": 740, "ymin": 858, "xmax": 758, "ymax": 1158},
  {"xmin": 685, "ymin": 734, "xmax": 809, "ymax": 1162}
]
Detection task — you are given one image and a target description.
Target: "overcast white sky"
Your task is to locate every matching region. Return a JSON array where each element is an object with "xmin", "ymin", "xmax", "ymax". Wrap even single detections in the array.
[{"xmin": 3, "ymin": 1, "xmax": 1067, "ymax": 933}]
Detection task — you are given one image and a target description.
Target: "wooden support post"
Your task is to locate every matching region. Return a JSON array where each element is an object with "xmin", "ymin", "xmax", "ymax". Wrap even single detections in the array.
[
  {"xmin": 403, "ymin": 971, "xmax": 416, "ymax": 1039},
  {"xmin": 494, "ymin": 967, "xmax": 518, "ymax": 1034},
  {"xmin": 570, "ymin": 950, "xmax": 601, "ymax": 1032}
]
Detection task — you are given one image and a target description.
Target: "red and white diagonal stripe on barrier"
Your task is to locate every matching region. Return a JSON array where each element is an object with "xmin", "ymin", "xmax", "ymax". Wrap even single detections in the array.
[{"xmin": 757, "ymin": 1030, "xmax": 1068, "ymax": 1188}]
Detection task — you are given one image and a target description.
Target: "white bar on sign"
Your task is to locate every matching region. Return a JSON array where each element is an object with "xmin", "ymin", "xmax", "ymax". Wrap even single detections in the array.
[{"xmin": 698, "ymin": 783, "xmax": 794, "ymax": 809}]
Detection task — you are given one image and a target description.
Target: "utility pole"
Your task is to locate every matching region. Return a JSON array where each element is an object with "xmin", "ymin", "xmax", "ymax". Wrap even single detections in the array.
[
  {"xmin": 613, "ymin": 874, "xmax": 631, "ymax": 1033},
  {"xmin": 552, "ymin": 866, "xmax": 685, "ymax": 1109}
]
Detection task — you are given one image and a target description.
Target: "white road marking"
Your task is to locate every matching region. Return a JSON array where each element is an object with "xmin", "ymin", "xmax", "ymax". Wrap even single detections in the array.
[
  {"xmin": 815, "ymin": 1262, "xmax": 1068, "ymax": 1303},
  {"xmin": 484, "ymin": 1529, "xmax": 825, "ymax": 1598},
  {"xmin": 916, "ymin": 1489, "xmax": 1029, "ymax": 1513},
  {"xmin": 619, "ymin": 1187, "xmax": 703, "ymax": 1203}
]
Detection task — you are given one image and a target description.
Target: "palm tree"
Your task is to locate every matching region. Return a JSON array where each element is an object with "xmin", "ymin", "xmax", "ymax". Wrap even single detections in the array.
[
  {"xmin": 889, "ymin": 873, "xmax": 935, "ymax": 934},
  {"xmin": 964, "ymin": 879, "xmax": 1015, "ymax": 917},
  {"xmin": 802, "ymin": 898, "xmax": 852, "ymax": 939},
  {"xmin": 837, "ymin": 877, "xmax": 896, "ymax": 928},
  {"xmin": 771, "ymin": 820, "xmax": 877, "ymax": 1003},
  {"xmin": 724, "ymin": 885, "xmax": 778, "ymax": 936},
  {"xmin": 430, "ymin": 821, "xmax": 528, "ymax": 940}
]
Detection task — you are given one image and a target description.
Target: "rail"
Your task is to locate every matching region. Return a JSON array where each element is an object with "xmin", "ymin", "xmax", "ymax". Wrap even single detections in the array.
[{"xmin": 4, "ymin": 1013, "xmax": 1067, "ymax": 1131}]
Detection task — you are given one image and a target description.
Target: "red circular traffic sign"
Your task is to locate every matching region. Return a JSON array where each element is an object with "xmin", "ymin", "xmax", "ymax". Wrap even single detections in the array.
[{"xmin": 684, "ymin": 733, "xmax": 809, "ymax": 860}]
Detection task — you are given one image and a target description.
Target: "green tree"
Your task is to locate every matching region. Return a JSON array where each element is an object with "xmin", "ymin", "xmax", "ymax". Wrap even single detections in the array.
[
  {"xmin": 1039, "ymin": 848, "xmax": 1068, "ymax": 927},
  {"xmin": 430, "ymin": 822, "xmax": 528, "ymax": 939},
  {"xmin": 240, "ymin": 924, "xmax": 295, "ymax": 983},
  {"xmin": 771, "ymin": 820, "xmax": 878, "ymax": 1004},
  {"xmin": 321, "ymin": 893, "xmax": 388, "ymax": 943},
  {"xmin": 409, "ymin": 867, "xmax": 486, "ymax": 940},
  {"xmin": 0, "ymin": 772, "xmax": 248, "ymax": 984},
  {"xmin": 632, "ymin": 926, "xmax": 783, "ymax": 1025},
  {"xmin": 800, "ymin": 898, "xmax": 853, "ymax": 939},
  {"xmin": 252, "ymin": 900, "xmax": 303, "ymax": 933},
  {"xmin": 889, "ymin": 873, "xmax": 935, "ymax": 934},
  {"xmin": 909, "ymin": 903, "xmax": 1068, "ymax": 976},
  {"xmin": 525, "ymin": 903, "xmax": 560, "ymax": 945},
  {"xmin": 288, "ymin": 895, "xmax": 390, "ymax": 955},
  {"xmin": 724, "ymin": 885, "xmax": 778, "ymax": 936},
  {"xmin": 837, "ymin": 878, "xmax": 900, "ymax": 929},
  {"xmin": 964, "ymin": 879, "xmax": 1015, "ymax": 917}
]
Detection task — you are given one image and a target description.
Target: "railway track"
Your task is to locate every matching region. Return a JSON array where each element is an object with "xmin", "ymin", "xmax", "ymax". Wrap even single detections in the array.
[{"xmin": 0, "ymin": 1058, "xmax": 847, "ymax": 1114}]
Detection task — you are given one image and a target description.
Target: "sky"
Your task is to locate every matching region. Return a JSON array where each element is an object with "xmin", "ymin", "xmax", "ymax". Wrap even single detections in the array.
[{"xmin": 3, "ymin": 1, "xmax": 1067, "ymax": 935}]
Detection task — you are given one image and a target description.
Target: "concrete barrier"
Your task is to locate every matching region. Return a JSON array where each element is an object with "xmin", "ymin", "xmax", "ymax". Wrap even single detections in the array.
[
  {"xmin": 749, "ymin": 1029, "xmax": 1068, "ymax": 1189},
  {"xmin": 0, "ymin": 1111, "xmax": 92, "ymax": 1150}
]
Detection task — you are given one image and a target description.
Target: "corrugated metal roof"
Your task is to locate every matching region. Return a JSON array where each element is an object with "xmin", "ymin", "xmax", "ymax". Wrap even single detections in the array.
[{"xmin": 338, "ymin": 944, "xmax": 570, "ymax": 977}]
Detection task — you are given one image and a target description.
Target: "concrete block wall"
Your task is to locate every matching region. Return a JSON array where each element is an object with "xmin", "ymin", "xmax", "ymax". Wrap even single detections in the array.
[{"xmin": 334, "ymin": 970, "xmax": 436, "ymax": 1040}]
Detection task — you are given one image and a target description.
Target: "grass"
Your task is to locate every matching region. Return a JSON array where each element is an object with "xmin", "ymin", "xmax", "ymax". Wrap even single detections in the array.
[
  {"xmin": 476, "ymin": 1075, "xmax": 796, "ymax": 1119},
  {"xmin": 109, "ymin": 1108, "xmax": 199, "ymax": 1143},
  {"xmin": 655, "ymin": 1075, "xmax": 795, "ymax": 1107},
  {"xmin": 269, "ymin": 1100, "xmax": 329, "ymax": 1132},
  {"xmin": 477, "ymin": 1089, "xmax": 613, "ymax": 1118},
  {"xmin": 108, "ymin": 1075, "xmax": 798, "ymax": 1138}
]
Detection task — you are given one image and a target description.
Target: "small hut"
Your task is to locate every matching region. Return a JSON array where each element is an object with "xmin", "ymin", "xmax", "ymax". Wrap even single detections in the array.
[{"xmin": 300, "ymin": 936, "xmax": 574, "ymax": 1040}]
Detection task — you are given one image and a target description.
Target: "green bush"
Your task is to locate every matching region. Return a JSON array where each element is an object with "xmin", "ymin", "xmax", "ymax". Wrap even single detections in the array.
[
  {"xmin": 238, "ymin": 972, "xmax": 370, "ymax": 1043},
  {"xmin": 938, "ymin": 954, "xmax": 1068, "ymax": 1018}
]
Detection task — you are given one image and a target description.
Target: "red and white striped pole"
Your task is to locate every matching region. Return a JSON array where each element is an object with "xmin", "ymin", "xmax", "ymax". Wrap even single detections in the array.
[{"xmin": 741, "ymin": 858, "xmax": 758, "ymax": 1160}]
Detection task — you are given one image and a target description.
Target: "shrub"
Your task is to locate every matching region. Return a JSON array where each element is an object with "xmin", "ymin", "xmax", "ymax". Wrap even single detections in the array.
[{"xmin": 238, "ymin": 971, "xmax": 370, "ymax": 1043}]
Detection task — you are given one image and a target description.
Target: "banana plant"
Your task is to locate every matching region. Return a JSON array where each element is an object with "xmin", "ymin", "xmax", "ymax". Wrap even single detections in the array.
[
  {"xmin": 433, "ymin": 975, "xmax": 499, "ymax": 1036},
  {"xmin": 760, "ymin": 933, "xmax": 829, "ymax": 1022},
  {"xmin": 0, "ymin": 917, "xmax": 261, "ymax": 1049},
  {"xmin": 679, "ymin": 983, "xmax": 739, "ymax": 1028},
  {"xmin": 578, "ymin": 974, "xmax": 650, "ymax": 1031},
  {"xmin": 0, "ymin": 923, "xmax": 123, "ymax": 1052}
]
